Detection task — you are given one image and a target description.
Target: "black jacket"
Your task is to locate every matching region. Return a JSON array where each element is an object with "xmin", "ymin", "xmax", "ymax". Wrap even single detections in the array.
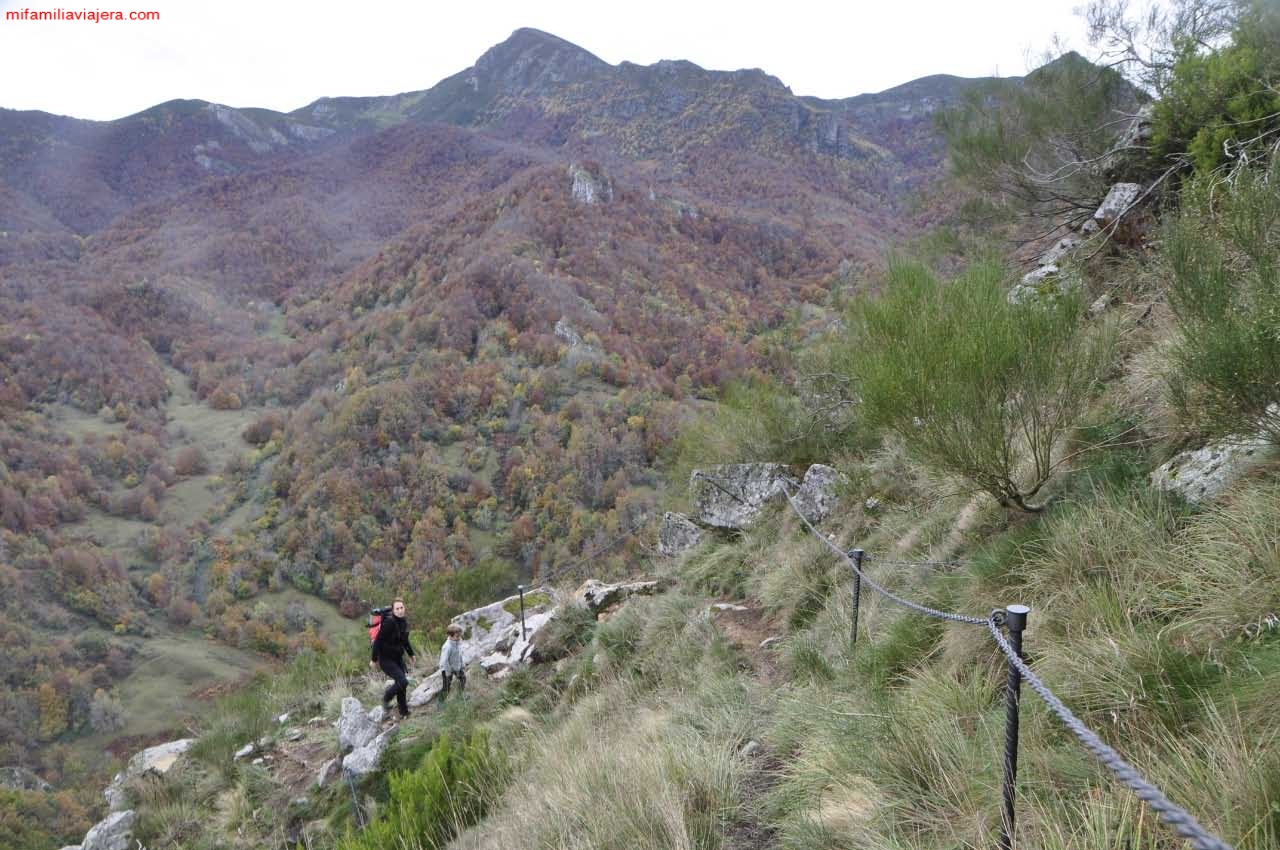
[{"xmin": 371, "ymin": 615, "xmax": 416, "ymax": 665}]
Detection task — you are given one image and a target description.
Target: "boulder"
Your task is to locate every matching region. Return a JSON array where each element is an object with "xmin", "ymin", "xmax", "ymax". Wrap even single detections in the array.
[
  {"xmin": 342, "ymin": 729, "xmax": 393, "ymax": 779},
  {"xmin": 658, "ymin": 512, "xmax": 703, "ymax": 556},
  {"xmin": 573, "ymin": 578, "xmax": 672, "ymax": 614},
  {"xmin": 690, "ymin": 463, "xmax": 799, "ymax": 528},
  {"xmin": 1093, "ymin": 183, "xmax": 1143, "ymax": 229},
  {"xmin": 104, "ymin": 738, "xmax": 194, "ymax": 811},
  {"xmin": 336, "ymin": 698, "xmax": 379, "ymax": 754},
  {"xmin": 1151, "ymin": 435, "xmax": 1275, "ymax": 504},
  {"xmin": 80, "ymin": 810, "xmax": 135, "ymax": 850},
  {"xmin": 792, "ymin": 464, "xmax": 843, "ymax": 523}
]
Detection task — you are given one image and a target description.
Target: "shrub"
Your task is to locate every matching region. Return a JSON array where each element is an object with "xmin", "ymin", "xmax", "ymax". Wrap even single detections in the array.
[
  {"xmin": 849, "ymin": 258, "xmax": 1115, "ymax": 511},
  {"xmin": 173, "ymin": 446, "xmax": 208, "ymax": 476},
  {"xmin": 337, "ymin": 730, "xmax": 504, "ymax": 850},
  {"xmin": 1150, "ymin": 1, "xmax": 1280, "ymax": 175},
  {"xmin": 1165, "ymin": 153, "xmax": 1280, "ymax": 440}
]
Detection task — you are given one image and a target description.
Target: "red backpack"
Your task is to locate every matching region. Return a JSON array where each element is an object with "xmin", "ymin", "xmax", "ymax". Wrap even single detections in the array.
[{"xmin": 368, "ymin": 606, "xmax": 393, "ymax": 644}]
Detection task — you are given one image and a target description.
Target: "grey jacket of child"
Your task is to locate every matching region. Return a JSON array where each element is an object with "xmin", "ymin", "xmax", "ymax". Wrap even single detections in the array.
[{"xmin": 439, "ymin": 637, "xmax": 465, "ymax": 673}]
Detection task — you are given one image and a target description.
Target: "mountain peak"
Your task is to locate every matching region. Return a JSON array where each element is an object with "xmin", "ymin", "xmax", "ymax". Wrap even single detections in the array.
[{"xmin": 470, "ymin": 27, "xmax": 609, "ymax": 94}]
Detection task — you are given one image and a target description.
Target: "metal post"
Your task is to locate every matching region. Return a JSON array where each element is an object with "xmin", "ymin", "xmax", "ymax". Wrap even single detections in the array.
[
  {"xmin": 517, "ymin": 584, "xmax": 527, "ymax": 640},
  {"xmin": 999, "ymin": 604, "xmax": 1030, "ymax": 850},
  {"xmin": 849, "ymin": 549, "xmax": 864, "ymax": 648}
]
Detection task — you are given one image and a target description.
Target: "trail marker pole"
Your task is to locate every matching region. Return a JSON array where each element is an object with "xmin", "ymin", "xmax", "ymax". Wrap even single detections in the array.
[{"xmin": 517, "ymin": 584, "xmax": 527, "ymax": 640}]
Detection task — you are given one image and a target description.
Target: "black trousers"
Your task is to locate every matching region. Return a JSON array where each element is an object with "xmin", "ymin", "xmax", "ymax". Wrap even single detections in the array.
[
  {"xmin": 379, "ymin": 657, "xmax": 410, "ymax": 715},
  {"xmin": 441, "ymin": 669, "xmax": 466, "ymax": 700}
]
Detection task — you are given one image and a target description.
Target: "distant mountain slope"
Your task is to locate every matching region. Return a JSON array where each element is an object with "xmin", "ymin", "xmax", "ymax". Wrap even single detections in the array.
[{"xmin": 0, "ymin": 29, "xmax": 1073, "ymax": 824}]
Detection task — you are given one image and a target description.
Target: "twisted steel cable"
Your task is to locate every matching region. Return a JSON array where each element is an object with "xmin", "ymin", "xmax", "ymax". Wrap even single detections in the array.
[
  {"xmin": 784, "ymin": 490, "xmax": 989, "ymax": 626},
  {"xmin": 986, "ymin": 617, "xmax": 1234, "ymax": 850}
]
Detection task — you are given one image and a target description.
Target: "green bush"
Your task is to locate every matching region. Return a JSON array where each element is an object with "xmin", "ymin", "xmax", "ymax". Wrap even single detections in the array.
[
  {"xmin": 1151, "ymin": 1, "xmax": 1280, "ymax": 174},
  {"xmin": 337, "ymin": 730, "xmax": 504, "ymax": 850},
  {"xmin": 850, "ymin": 258, "xmax": 1114, "ymax": 511},
  {"xmin": 1165, "ymin": 154, "xmax": 1280, "ymax": 440}
]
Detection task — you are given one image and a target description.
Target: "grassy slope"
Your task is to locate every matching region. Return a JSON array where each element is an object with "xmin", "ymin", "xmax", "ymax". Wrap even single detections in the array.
[{"xmin": 115, "ymin": 431, "xmax": 1279, "ymax": 850}]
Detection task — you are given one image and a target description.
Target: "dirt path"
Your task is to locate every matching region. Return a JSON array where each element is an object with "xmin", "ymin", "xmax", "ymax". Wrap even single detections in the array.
[{"xmin": 711, "ymin": 603, "xmax": 784, "ymax": 850}]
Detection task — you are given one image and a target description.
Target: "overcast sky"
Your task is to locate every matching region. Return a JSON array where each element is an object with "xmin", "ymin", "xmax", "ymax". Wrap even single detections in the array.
[{"xmin": 0, "ymin": 0, "xmax": 1092, "ymax": 122}]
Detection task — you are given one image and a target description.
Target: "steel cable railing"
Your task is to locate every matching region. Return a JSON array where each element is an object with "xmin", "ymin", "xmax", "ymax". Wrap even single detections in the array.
[{"xmin": 776, "ymin": 484, "xmax": 1235, "ymax": 850}]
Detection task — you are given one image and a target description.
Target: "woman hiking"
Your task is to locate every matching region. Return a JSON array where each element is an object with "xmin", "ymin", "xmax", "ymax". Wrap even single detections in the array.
[{"xmin": 370, "ymin": 598, "xmax": 417, "ymax": 718}]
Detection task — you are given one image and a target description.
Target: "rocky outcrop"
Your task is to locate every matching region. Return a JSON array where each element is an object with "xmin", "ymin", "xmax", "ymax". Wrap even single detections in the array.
[
  {"xmin": 658, "ymin": 512, "xmax": 703, "ymax": 556},
  {"xmin": 690, "ymin": 464, "xmax": 798, "ymax": 528},
  {"xmin": 104, "ymin": 738, "xmax": 194, "ymax": 812},
  {"xmin": 792, "ymin": 464, "xmax": 843, "ymax": 523},
  {"xmin": 1, "ymin": 765, "xmax": 51, "ymax": 792},
  {"xmin": 80, "ymin": 810, "xmax": 135, "ymax": 850},
  {"xmin": 335, "ymin": 698, "xmax": 380, "ymax": 754},
  {"xmin": 573, "ymin": 578, "xmax": 673, "ymax": 614},
  {"xmin": 1101, "ymin": 104, "xmax": 1154, "ymax": 181},
  {"xmin": 342, "ymin": 729, "xmax": 393, "ymax": 779},
  {"xmin": 1151, "ymin": 435, "xmax": 1275, "ymax": 503},
  {"xmin": 569, "ymin": 163, "xmax": 612, "ymax": 204}
]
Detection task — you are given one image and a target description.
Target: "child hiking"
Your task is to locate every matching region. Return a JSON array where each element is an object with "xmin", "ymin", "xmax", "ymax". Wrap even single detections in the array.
[
  {"xmin": 439, "ymin": 623, "xmax": 466, "ymax": 702},
  {"xmin": 370, "ymin": 598, "xmax": 417, "ymax": 718}
]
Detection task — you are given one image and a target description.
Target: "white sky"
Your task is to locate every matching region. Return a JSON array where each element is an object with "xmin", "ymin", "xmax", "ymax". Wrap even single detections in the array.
[{"xmin": 0, "ymin": 0, "xmax": 1092, "ymax": 121}]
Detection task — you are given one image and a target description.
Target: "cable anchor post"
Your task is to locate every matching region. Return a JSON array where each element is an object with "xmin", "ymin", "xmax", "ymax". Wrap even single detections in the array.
[
  {"xmin": 849, "ymin": 548, "xmax": 864, "ymax": 649},
  {"xmin": 998, "ymin": 604, "xmax": 1030, "ymax": 850}
]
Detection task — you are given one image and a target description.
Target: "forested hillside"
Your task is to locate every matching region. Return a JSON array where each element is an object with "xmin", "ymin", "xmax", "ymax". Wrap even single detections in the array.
[{"xmin": 0, "ymin": 26, "xmax": 1015, "ymax": 846}]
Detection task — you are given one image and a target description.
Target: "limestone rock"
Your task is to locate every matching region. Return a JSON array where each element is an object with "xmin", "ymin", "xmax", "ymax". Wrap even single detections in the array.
[
  {"xmin": 408, "ymin": 675, "xmax": 444, "ymax": 708},
  {"xmin": 81, "ymin": 810, "xmax": 135, "ymax": 850},
  {"xmin": 445, "ymin": 589, "xmax": 560, "ymax": 677},
  {"xmin": 793, "ymin": 464, "xmax": 842, "ymax": 523},
  {"xmin": 336, "ymin": 698, "xmax": 379, "ymax": 754},
  {"xmin": 573, "ymin": 578, "xmax": 672, "ymax": 614},
  {"xmin": 1151, "ymin": 436, "xmax": 1275, "ymax": 504},
  {"xmin": 1008, "ymin": 265, "xmax": 1076, "ymax": 305},
  {"xmin": 105, "ymin": 738, "xmax": 194, "ymax": 811},
  {"xmin": 233, "ymin": 744, "xmax": 253, "ymax": 760},
  {"xmin": 316, "ymin": 758, "xmax": 340, "ymax": 789},
  {"xmin": 1101, "ymin": 104, "xmax": 1154, "ymax": 181},
  {"xmin": 342, "ymin": 729, "xmax": 393, "ymax": 779},
  {"xmin": 1, "ymin": 766, "xmax": 51, "ymax": 792},
  {"xmin": 1039, "ymin": 236, "xmax": 1079, "ymax": 266},
  {"xmin": 658, "ymin": 512, "xmax": 703, "ymax": 556},
  {"xmin": 1093, "ymin": 183, "xmax": 1143, "ymax": 228},
  {"xmin": 569, "ymin": 163, "xmax": 613, "ymax": 204},
  {"xmin": 554, "ymin": 317, "xmax": 584, "ymax": 348},
  {"xmin": 690, "ymin": 463, "xmax": 798, "ymax": 528},
  {"xmin": 1089, "ymin": 293, "xmax": 1118, "ymax": 317}
]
